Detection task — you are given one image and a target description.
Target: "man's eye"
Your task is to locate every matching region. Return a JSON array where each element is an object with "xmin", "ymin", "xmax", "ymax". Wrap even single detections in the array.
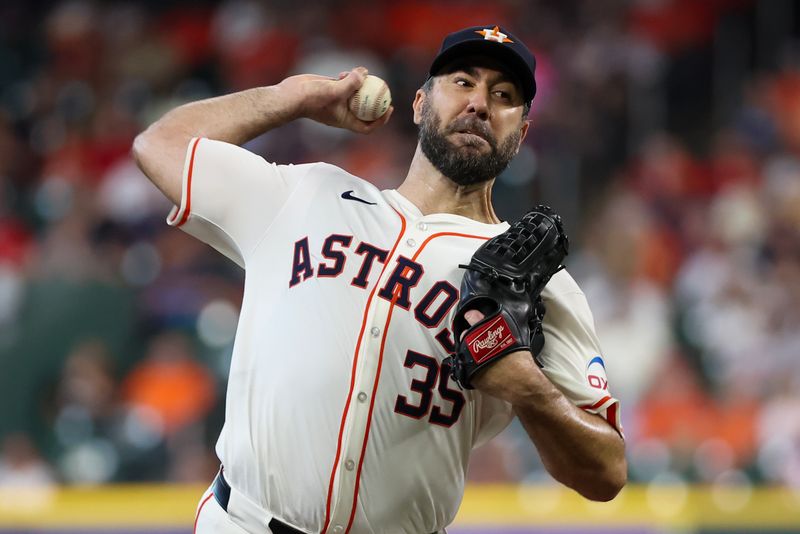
[
  {"xmin": 455, "ymin": 78, "xmax": 471, "ymax": 87},
  {"xmin": 494, "ymin": 90, "xmax": 511, "ymax": 100}
]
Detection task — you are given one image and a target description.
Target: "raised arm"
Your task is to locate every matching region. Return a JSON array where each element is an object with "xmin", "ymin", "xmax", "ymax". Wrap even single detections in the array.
[{"xmin": 131, "ymin": 68, "xmax": 393, "ymax": 204}]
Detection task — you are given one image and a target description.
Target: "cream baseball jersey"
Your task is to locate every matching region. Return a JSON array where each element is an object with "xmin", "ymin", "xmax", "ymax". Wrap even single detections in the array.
[{"xmin": 167, "ymin": 137, "xmax": 622, "ymax": 534}]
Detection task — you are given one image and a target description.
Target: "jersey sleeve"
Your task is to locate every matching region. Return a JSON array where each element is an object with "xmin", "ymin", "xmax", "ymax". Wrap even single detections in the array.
[
  {"xmin": 538, "ymin": 272, "xmax": 624, "ymax": 437},
  {"xmin": 472, "ymin": 393, "xmax": 514, "ymax": 448},
  {"xmin": 166, "ymin": 137, "xmax": 312, "ymax": 267}
]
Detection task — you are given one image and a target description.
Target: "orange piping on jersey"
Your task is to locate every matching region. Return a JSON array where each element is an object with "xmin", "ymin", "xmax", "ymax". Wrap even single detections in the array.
[
  {"xmin": 607, "ymin": 401, "xmax": 618, "ymax": 427},
  {"xmin": 345, "ymin": 230, "xmax": 491, "ymax": 533},
  {"xmin": 605, "ymin": 401, "xmax": 622, "ymax": 434},
  {"xmin": 410, "ymin": 232, "xmax": 490, "ymax": 262},
  {"xmin": 583, "ymin": 396, "xmax": 623, "ymax": 436},
  {"xmin": 175, "ymin": 137, "xmax": 201, "ymax": 227},
  {"xmin": 321, "ymin": 207, "xmax": 406, "ymax": 534},
  {"xmin": 193, "ymin": 491, "xmax": 214, "ymax": 533},
  {"xmin": 580, "ymin": 395, "xmax": 613, "ymax": 412},
  {"xmin": 345, "ymin": 282, "xmax": 404, "ymax": 533}
]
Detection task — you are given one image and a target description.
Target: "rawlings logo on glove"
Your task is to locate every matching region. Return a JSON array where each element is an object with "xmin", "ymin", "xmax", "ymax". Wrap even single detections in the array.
[
  {"xmin": 465, "ymin": 317, "xmax": 515, "ymax": 363},
  {"xmin": 444, "ymin": 205, "xmax": 569, "ymax": 390}
]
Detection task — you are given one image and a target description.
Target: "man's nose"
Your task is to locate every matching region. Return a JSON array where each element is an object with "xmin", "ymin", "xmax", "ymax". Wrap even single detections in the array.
[{"xmin": 466, "ymin": 90, "xmax": 490, "ymax": 120}]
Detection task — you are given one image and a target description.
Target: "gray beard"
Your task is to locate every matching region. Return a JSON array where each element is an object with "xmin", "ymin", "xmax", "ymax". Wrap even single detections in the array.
[{"xmin": 418, "ymin": 100, "xmax": 521, "ymax": 186}]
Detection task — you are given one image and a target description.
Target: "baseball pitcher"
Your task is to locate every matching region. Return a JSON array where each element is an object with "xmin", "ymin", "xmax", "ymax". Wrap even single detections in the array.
[{"xmin": 133, "ymin": 25, "xmax": 626, "ymax": 534}]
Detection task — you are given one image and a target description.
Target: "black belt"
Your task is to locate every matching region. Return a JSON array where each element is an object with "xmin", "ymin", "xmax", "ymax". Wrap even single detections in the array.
[
  {"xmin": 213, "ymin": 470, "xmax": 305, "ymax": 534},
  {"xmin": 213, "ymin": 470, "xmax": 443, "ymax": 534}
]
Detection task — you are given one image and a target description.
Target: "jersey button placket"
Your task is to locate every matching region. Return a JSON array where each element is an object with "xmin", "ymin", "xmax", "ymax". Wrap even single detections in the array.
[
  {"xmin": 332, "ymin": 227, "xmax": 412, "ymax": 530},
  {"xmin": 331, "ymin": 278, "xmax": 390, "ymax": 529}
]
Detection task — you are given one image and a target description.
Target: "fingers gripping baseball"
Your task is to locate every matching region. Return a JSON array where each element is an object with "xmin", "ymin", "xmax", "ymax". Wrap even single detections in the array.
[
  {"xmin": 339, "ymin": 69, "xmax": 394, "ymax": 132},
  {"xmin": 285, "ymin": 67, "xmax": 393, "ymax": 134}
]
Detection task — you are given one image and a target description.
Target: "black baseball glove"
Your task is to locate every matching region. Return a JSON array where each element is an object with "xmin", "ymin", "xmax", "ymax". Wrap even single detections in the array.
[{"xmin": 444, "ymin": 205, "xmax": 569, "ymax": 390}]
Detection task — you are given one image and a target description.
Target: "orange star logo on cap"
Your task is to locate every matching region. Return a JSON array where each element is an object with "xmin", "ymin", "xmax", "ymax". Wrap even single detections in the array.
[{"xmin": 476, "ymin": 26, "xmax": 514, "ymax": 44}]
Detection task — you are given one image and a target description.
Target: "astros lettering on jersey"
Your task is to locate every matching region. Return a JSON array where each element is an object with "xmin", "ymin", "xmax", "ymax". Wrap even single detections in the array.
[{"xmin": 170, "ymin": 137, "xmax": 622, "ymax": 533}]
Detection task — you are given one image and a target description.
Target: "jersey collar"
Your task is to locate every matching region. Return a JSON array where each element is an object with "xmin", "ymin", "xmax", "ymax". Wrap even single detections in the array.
[{"xmin": 382, "ymin": 189, "xmax": 510, "ymax": 233}]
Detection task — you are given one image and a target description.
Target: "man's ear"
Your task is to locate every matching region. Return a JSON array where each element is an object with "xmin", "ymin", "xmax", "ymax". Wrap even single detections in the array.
[
  {"xmin": 412, "ymin": 89, "xmax": 426, "ymax": 125},
  {"xmin": 518, "ymin": 119, "xmax": 530, "ymax": 149},
  {"xmin": 512, "ymin": 119, "xmax": 530, "ymax": 156}
]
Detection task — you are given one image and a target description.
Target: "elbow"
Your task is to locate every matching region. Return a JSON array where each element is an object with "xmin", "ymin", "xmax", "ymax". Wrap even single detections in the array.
[
  {"xmin": 581, "ymin": 468, "xmax": 627, "ymax": 502},
  {"xmin": 130, "ymin": 120, "xmax": 188, "ymax": 205},
  {"xmin": 131, "ymin": 132, "xmax": 144, "ymax": 170},
  {"xmin": 131, "ymin": 127, "xmax": 155, "ymax": 174},
  {"xmin": 575, "ymin": 457, "xmax": 627, "ymax": 502},
  {"xmin": 549, "ymin": 450, "xmax": 627, "ymax": 502}
]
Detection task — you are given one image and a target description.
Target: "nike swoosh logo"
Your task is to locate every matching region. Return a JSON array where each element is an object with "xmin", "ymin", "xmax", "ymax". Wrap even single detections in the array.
[{"xmin": 341, "ymin": 190, "xmax": 377, "ymax": 205}]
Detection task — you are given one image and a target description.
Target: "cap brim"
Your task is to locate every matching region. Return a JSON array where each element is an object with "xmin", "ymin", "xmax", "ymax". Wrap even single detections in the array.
[{"xmin": 429, "ymin": 40, "xmax": 535, "ymax": 104}]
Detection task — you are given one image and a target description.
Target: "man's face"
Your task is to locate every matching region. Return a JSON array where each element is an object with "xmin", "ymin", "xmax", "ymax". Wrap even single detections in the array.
[{"xmin": 415, "ymin": 61, "xmax": 529, "ymax": 186}]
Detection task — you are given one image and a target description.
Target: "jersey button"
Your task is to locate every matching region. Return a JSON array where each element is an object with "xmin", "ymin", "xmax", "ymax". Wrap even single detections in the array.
[
  {"xmin": 417, "ymin": 222, "xmax": 428, "ymax": 231},
  {"xmin": 333, "ymin": 526, "xmax": 344, "ymax": 534},
  {"xmin": 357, "ymin": 392, "xmax": 367, "ymax": 402},
  {"xmin": 370, "ymin": 327, "xmax": 380, "ymax": 337},
  {"xmin": 406, "ymin": 238, "xmax": 416, "ymax": 247},
  {"xmin": 344, "ymin": 459, "xmax": 355, "ymax": 471}
]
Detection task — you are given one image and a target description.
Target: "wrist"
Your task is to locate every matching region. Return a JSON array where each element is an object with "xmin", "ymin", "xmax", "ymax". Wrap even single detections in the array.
[
  {"xmin": 473, "ymin": 351, "xmax": 552, "ymax": 405},
  {"xmin": 267, "ymin": 81, "xmax": 306, "ymax": 123}
]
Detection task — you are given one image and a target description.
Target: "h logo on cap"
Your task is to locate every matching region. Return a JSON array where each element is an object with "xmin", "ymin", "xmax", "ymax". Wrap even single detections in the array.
[{"xmin": 476, "ymin": 26, "xmax": 513, "ymax": 44}]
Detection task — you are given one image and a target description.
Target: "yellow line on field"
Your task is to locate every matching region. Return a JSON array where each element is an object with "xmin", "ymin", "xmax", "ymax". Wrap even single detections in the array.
[
  {"xmin": 0, "ymin": 484, "xmax": 798, "ymax": 528},
  {"xmin": 0, "ymin": 485, "xmax": 205, "ymax": 527},
  {"xmin": 456, "ymin": 484, "xmax": 800, "ymax": 527}
]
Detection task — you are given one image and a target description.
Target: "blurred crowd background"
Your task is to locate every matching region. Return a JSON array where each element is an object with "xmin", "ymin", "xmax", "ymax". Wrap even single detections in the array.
[{"xmin": 0, "ymin": 0, "xmax": 799, "ymax": 500}]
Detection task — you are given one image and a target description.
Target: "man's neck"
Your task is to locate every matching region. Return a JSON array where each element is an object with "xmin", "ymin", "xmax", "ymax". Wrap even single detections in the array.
[{"xmin": 396, "ymin": 145, "xmax": 501, "ymax": 224}]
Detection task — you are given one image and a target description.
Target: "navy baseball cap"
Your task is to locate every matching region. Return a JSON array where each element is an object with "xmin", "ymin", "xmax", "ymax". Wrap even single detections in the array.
[{"xmin": 429, "ymin": 25, "xmax": 537, "ymax": 104}]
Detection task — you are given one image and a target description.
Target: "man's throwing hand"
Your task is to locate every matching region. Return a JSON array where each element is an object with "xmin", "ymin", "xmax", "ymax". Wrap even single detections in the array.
[{"xmin": 279, "ymin": 67, "xmax": 394, "ymax": 134}]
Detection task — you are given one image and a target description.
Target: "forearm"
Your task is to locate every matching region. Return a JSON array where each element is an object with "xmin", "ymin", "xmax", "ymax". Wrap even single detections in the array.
[
  {"xmin": 132, "ymin": 84, "xmax": 299, "ymax": 203},
  {"xmin": 147, "ymin": 85, "xmax": 298, "ymax": 146},
  {"xmin": 132, "ymin": 68, "xmax": 387, "ymax": 205},
  {"xmin": 476, "ymin": 353, "xmax": 626, "ymax": 501}
]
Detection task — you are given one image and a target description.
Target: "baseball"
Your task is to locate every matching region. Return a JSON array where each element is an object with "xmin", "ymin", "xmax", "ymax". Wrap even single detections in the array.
[{"xmin": 349, "ymin": 75, "xmax": 391, "ymax": 122}]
